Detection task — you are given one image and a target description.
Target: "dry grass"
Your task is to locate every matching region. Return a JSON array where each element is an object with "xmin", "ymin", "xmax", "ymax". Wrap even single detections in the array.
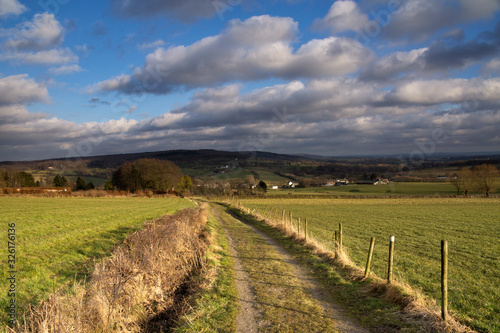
[
  {"xmin": 234, "ymin": 200, "xmax": 475, "ymax": 333},
  {"xmin": 9, "ymin": 207, "xmax": 209, "ymax": 333}
]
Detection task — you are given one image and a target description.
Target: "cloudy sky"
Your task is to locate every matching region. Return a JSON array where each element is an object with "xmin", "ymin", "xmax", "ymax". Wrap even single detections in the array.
[{"xmin": 1, "ymin": 0, "xmax": 500, "ymax": 161}]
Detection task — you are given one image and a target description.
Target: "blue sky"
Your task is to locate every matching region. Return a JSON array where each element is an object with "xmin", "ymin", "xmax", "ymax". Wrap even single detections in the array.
[{"xmin": 1, "ymin": 0, "xmax": 500, "ymax": 161}]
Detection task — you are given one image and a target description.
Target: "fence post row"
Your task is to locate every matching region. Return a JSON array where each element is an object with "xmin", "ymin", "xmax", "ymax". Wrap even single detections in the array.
[
  {"xmin": 365, "ymin": 237, "xmax": 376, "ymax": 277},
  {"xmin": 387, "ymin": 236, "xmax": 395, "ymax": 284},
  {"xmin": 248, "ymin": 206, "xmax": 451, "ymax": 325}
]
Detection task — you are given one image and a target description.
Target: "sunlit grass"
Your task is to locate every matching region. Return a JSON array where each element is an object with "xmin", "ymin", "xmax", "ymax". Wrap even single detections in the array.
[{"xmin": 0, "ymin": 196, "xmax": 195, "ymax": 324}]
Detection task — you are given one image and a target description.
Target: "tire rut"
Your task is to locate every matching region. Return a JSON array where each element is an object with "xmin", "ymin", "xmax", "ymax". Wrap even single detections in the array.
[{"xmin": 212, "ymin": 205, "xmax": 260, "ymax": 333}]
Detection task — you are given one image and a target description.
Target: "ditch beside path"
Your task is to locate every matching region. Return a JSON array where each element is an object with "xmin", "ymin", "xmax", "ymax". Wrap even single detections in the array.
[{"xmin": 211, "ymin": 204, "xmax": 369, "ymax": 333}]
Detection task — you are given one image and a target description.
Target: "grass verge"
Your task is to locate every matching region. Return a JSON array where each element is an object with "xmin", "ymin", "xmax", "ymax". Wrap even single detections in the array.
[{"xmin": 172, "ymin": 203, "xmax": 238, "ymax": 332}]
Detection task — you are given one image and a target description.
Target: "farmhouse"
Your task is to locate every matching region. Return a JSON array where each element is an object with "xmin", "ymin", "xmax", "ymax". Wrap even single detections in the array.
[{"xmin": 335, "ymin": 179, "xmax": 349, "ymax": 186}]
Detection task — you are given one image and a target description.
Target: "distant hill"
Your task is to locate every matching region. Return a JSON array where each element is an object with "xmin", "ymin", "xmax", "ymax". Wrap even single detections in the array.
[
  {"xmin": 0, "ymin": 149, "xmax": 308, "ymax": 169},
  {"xmin": 1, "ymin": 149, "xmax": 499, "ymax": 188}
]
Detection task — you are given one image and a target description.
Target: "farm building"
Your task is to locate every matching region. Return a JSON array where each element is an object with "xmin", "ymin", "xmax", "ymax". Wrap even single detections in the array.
[{"xmin": 335, "ymin": 179, "xmax": 349, "ymax": 186}]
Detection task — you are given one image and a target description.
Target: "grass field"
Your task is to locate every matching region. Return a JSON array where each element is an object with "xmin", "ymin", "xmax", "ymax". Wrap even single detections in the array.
[
  {"xmin": 238, "ymin": 197, "xmax": 500, "ymax": 333},
  {"xmin": 0, "ymin": 196, "xmax": 195, "ymax": 324},
  {"xmin": 266, "ymin": 181, "xmax": 500, "ymax": 196}
]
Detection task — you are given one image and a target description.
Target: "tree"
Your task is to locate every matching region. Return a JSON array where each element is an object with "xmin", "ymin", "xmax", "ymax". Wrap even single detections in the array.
[
  {"xmin": 112, "ymin": 159, "xmax": 183, "ymax": 193},
  {"xmin": 104, "ymin": 180, "xmax": 114, "ymax": 191},
  {"xmin": 451, "ymin": 167, "xmax": 474, "ymax": 197},
  {"xmin": 16, "ymin": 171, "xmax": 36, "ymax": 187},
  {"xmin": 53, "ymin": 174, "xmax": 68, "ymax": 187},
  {"xmin": 474, "ymin": 164, "xmax": 499, "ymax": 197},
  {"xmin": 88, "ymin": 181, "xmax": 95, "ymax": 190},
  {"xmin": 298, "ymin": 177, "xmax": 312, "ymax": 188},
  {"xmin": 76, "ymin": 177, "xmax": 87, "ymax": 191},
  {"xmin": 178, "ymin": 175, "xmax": 193, "ymax": 190},
  {"xmin": 258, "ymin": 180, "xmax": 268, "ymax": 193}
]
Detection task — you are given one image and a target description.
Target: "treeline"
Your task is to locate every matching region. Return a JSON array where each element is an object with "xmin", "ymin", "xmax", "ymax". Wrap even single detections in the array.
[
  {"xmin": 1, "ymin": 159, "xmax": 193, "ymax": 195},
  {"xmin": 0, "ymin": 169, "xmax": 72, "ymax": 188},
  {"xmin": 451, "ymin": 164, "xmax": 499, "ymax": 197},
  {"xmin": 0, "ymin": 170, "xmax": 40, "ymax": 187}
]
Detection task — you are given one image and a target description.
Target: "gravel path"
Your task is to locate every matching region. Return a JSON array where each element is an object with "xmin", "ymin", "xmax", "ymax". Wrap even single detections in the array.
[{"xmin": 212, "ymin": 204, "xmax": 369, "ymax": 333}]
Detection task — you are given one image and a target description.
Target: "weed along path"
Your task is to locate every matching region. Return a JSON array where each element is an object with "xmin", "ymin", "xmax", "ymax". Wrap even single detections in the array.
[{"xmin": 211, "ymin": 203, "xmax": 368, "ymax": 333}]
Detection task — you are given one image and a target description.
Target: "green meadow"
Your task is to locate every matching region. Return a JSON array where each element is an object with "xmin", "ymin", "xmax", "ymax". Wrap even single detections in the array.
[
  {"xmin": 0, "ymin": 197, "xmax": 195, "ymax": 324},
  {"xmin": 239, "ymin": 197, "xmax": 500, "ymax": 333},
  {"xmin": 267, "ymin": 182, "xmax": 472, "ymax": 196}
]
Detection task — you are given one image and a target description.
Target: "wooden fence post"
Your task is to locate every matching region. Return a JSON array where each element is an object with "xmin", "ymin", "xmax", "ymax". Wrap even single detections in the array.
[
  {"xmin": 338, "ymin": 223, "xmax": 343, "ymax": 250},
  {"xmin": 334, "ymin": 230, "xmax": 339, "ymax": 257},
  {"xmin": 364, "ymin": 237, "xmax": 376, "ymax": 277},
  {"xmin": 289, "ymin": 211, "xmax": 292, "ymax": 228},
  {"xmin": 305, "ymin": 218, "xmax": 308, "ymax": 242},
  {"xmin": 282, "ymin": 209, "xmax": 285, "ymax": 225},
  {"xmin": 297, "ymin": 217, "xmax": 300, "ymax": 234},
  {"xmin": 387, "ymin": 236, "xmax": 395, "ymax": 284},
  {"xmin": 441, "ymin": 240, "xmax": 448, "ymax": 321}
]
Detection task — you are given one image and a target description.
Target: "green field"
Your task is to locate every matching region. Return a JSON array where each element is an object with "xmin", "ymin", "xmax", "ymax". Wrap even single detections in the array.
[
  {"xmin": 267, "ymin": 182, "xmax": 495, "ymax": 196},
  {"xmin": 239, "ymin": 197, "xmax": 500, "ymax": 332},
  {"xmin": 0, "ymin": 197, "xmax": 195, "ymax": 324}
]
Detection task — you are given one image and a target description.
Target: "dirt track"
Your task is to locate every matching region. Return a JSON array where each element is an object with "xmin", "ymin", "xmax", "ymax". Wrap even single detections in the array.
[{"xmin": 211, "ymin": 204, "xmax": 368, "ymax": 333}]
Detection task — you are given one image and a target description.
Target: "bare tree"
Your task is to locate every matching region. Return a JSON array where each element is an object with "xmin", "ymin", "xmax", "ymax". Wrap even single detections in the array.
[
  {"xmin": 474, "ymin": 164, "xmax": 499, "ymax": 197},
  {"xmin": 451, "ymin": 167, "xmax": 474, "ymax": 197}
]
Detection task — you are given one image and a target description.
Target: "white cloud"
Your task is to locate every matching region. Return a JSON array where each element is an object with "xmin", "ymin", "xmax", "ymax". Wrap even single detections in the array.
[
  {"xmin": 361, "ymin": 48, "xmax": 428, "ymax": 80},
  {"xmin": 92, "ymin": 15, "xmax": 372, "ymax": 94},
  {"xmin": 0, "ymin": 74, "xmax": 49, "ymax": 106},
  {"xmin": 0, "ymin": 105, "xmax": 47, "ymax": 124},
  {"xmin": 313, "ymin": 0, "xmax": 369, "ymax": 33},
  {"xmin": 48, "ymin": 64, "xmax": 84, "ymax": 75},
  {"xmin": 482, "ymin": 58, "xmax": 500, "ymax": 75},
  {"xmin": 1, "ymin": 47, "xmax": 78, "ymax": 65},
  {"xmin": 385, "ymin": 78, "xmax": 500, "ymax": 105},
  {"xmin": 0, "ymin": 12, "xmax": 79, "ymax": 67},
  {"xmin": 383, "ymin": 0, "xmax": 500, "ymax": 41},
  {"xmin": 3, "ymin": 13, "xmax": 65, "ymax": 51},
  {"xmin": 0, "ymin": 0, "xmax": 26, "ymax": 18},
  {"xmin": 139, "ymin": 39, "xmax": 166, "ymax": 50},
  {"xmin": 2, "ymin": 76, "xmax": 500, "ymax": 160}
]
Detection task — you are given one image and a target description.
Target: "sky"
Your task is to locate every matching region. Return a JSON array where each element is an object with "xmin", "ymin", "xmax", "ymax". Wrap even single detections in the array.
[{"xmin": 0, "ymin": 0, "xmax": 500, "ymax": 162}]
